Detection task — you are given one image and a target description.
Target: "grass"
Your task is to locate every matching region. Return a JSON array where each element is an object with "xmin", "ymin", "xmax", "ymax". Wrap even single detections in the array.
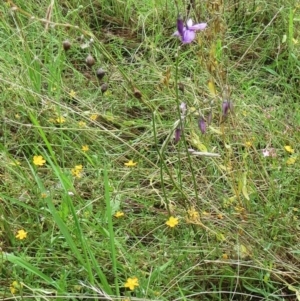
[{"xmin": 1, "ymin": 0, "xmax": 300, "ymax": 300}]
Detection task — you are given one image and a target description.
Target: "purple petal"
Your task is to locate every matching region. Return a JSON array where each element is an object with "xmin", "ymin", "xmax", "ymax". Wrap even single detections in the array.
[
  {"xmin": 182, "ymin": 30, "xmax": 196, "ymax": 44},
  {"xmin": 189, "ymin": 23, "xmax": 207, "ymax": 31},
  {"xmin": 198, "ymin": 117, "xmax": 206, "ymax": 134},
  {"xmin": 177, "ymin": 16, "xmax": 184, "ymax": 37},
  {"xmin": 222, "ymin": 101, "xmax": 231, "ymax": 116},
  {"xmin": 174, "ymin": 128, "xmax": 181, "ymax": 144}
]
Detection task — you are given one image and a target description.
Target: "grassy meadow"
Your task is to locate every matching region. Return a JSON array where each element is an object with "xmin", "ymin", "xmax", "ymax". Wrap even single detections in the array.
[{"xmin": 1, "ymin": 0, "xmax": 300, "ymax": 300}]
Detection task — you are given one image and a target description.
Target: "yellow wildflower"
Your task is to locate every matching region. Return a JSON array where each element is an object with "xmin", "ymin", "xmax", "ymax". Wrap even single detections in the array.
[
  {"xmin": 114, "ymin": 211, "xmax": 124, "ymax": 218},
  {"xmin": 33, "ymin": 155, "xmax": 46, "ymax": 166},
  {"xmin": 56, "ymin": 116, "xmax": 66, "ymax": 124},
  {"xmin": 16, "ymin": 229, "xmax": 27, "ymax": 240},
  {"xmin": 78, "ymin": 121, "xmax": 86, "ymax": 127},
  {"xmin": 124, "ymin": 160, "xmax": 137, "ymax": 167},
  {"xmin": 71, "ymin": 165, "xmax": 83, "ymax": 178},
  {"xmin": 69, "ymin": 90, "xmax": 76, "ymax": 98},
  {"xmin": 165, "ymin": 216, "xmax": 179, "ymax": 228},
  {"xmin": 217, "ymin": 214, "xmax": 224, "ymax": 219},
  {"xmin": 124, "ymin": 277, "xmax": 139, "ymax": 291},
  {"xmin": 245, "ymin": 141, "xmax": 252, "ymax": 148},
  {"xmin": 90, "ymin": 114, "xmax": 98, "ymax": 121},
  {"xmin": 284, "ymin": 145, "xmax": 294, "ymax": 153},
  {"xmin": 82, "ymin": 145, "xmax": 89, "ymax": 152},
  {"xmin": 286, "ymin": 156, "xmax": 297, "ymax": 165},
  {"xmin": 222, "ymin": 253, "xmax": 229, "ymax": 260},
  {"xmin": 187, "ymin": 208, "xmax": 200, "ymax": 221},
  {"xmin": 10, "ymin": 286, "xmax": 16, "ymax": 294},
  {"xmin": 10, "ymin": 281, "xmax": 23, "ymax": 294}
]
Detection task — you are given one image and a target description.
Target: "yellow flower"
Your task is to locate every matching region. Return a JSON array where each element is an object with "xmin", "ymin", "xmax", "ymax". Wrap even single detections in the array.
[
  {"xmin": 217, "ymin": 214, "xmax": 224, "ymax": 219},
  {"xmin": 41, "ymin": 192, "xmax": 48, "ymax": 198},
  {"xmin": 82, "ymin": 145, "xmax": 89, "ymax": 152},
  {"xmin": 10, "ymin": 286, "xmax": 16, "ymax": 294},
  {"xmin": 284, "ymin": 145, "xmax": 294, "ymax": 153},
  {"xmin": 124, "ymin": 277, "xmax": 139, "ymax": 291},
  {"xmin": 222, "ymin": 253, "xmax": 229, "ymax": 260},
  {"xmin": 90, "ymin": 114, "xmax": 98, "ymax": 121},
  {"xmin": 10, "ymin": 281, "xmax": 23, "ymax": 294},
  {"xmin": 71, "ymin": 165, "xmax": 83, "ymax": 178},
  {"xmin": 69, "ymin": 89, "xmax": 76, "ymax": 98},
  {"xmin": 286, "ymin": 156, "xmax": 297, "ymax": 165},
  {"xmin": 15, "ymin": 113, "xmax": 20, "ymax": 119},
  {"xmin": 187, "ymin": 208, "xmax": 200, "ymax": 221},
  {"xmin": 165, "ymin": 216, "xmax": 179, "ymax": 228},
  {"xmin": 16, "ymin": 229, "xmax": 27, "ymax": 240},
  {"xmin": 124, "ymin": 160, "xmax": 137, "ymax": 167},
  {"xmin": 78, "ymin": 121, "xmax": 86, "ymax": 127},
  {"xmin": 245, "ymin": 141, "xmax": 252, "ymax": 148},
  {"xmin": 56, "ymin": 116, "xmax": 66, "ymax": 124},
  {"xmin": 114, "ymin": 211, "xmax": 124, "ymax": 218},
  {"xmin": 33, "ymin": 155, "xmax": 46, "ymax": 166}
]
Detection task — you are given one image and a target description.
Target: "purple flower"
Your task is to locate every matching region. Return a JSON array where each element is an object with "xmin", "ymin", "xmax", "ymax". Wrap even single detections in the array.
[
  {"xmin": 173, "ymin": 18, "xmax": 207, "ymax": 44},
  {"xmin": 198, "ymin": 117, "xmax": 206, "ymax": 134},
  {"xmin": 222, "ymin": 101, "xmax": 233, "ymax": 117},
  {"xmin": 174, "ymin": 127, "xmax": 181, "ymax": 144}
]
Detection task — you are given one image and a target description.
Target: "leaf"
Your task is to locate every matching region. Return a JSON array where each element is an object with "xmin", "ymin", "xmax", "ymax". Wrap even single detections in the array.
[
  {"xmin": 209, "ymin": 126, "xmax": 222, "ymax": 135},
  {"xmin": 190, "ymin": 131, "xmax": 207, "ymax": 152},
  {"xmin": 234, "ymin": 244, "xmax": 251, "ymax": 259},
  {"xmin": 216, "ymin": 232, "xmax": 226, "ymax": 242},
  {"xmin": 238, "ymin": 172, "xmax": 250, "ymax": 201}
]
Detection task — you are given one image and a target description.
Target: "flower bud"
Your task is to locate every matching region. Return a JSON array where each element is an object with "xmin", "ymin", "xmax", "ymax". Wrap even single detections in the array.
[
  {"xmin": 174, "ymin": 128, "xmax": 181, "ymax": 144},
  {"xmin": 100, "ymin": 83, "xmax": 108, "ymax": 93},
  {"xmin": 86, "ymin": 54, "xmax": 95, "ymax": 67},
  {"xmin": 96, "ymin": 68, "xmax": 106, "ymax": 80},
  {"xmin": 222, "ymin": 100, "xmax": 233, "ymax": 117},
  {"xmin": 62, "ymin": 40, "xmax": 71, "ymax": 51},
  {"xmin": 198, "ymin": 117, "xmax": 206, "ymax": 134}
]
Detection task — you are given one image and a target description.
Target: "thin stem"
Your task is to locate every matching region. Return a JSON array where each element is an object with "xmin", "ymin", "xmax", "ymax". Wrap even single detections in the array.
[{"xmin": 174, "ymin": 45, "xmax": 200, "ymax": 206}]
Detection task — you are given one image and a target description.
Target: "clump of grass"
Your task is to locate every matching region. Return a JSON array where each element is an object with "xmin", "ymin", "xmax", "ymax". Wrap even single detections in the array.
[{"xmin": 1, "ymin": 0, "xmax": 300, "ymax": 300}]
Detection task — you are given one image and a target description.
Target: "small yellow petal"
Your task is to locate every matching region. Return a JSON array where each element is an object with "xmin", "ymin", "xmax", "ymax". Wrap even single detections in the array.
[
  {"xmin": 82, "ymin": 145, "xmax": 89, "ymax": 152},
  {"xmin": 286, "ymin": 156, "xmax": 297, "ymax": 165},
  {"xmin": 16, "ymin": 229, "xmax": 27, "ymax": 240},
  {"xmin": 114, "ymin": 211, "xmax": 124, "ymax": 218},
  {"xmin": 90, "ymin": 114, "xmax": 98, "ymax": 121},
  {"xmin": 78, "ymin": 121, "xmax": 86, "ymax": 127},
  {"xmin": 284, "ymin": 145, "xmax": 294, "ymax": 153},
  {"xmin": 56, "ymin": 116, "xmax": 66, "ymax": 124},
  {"xmin": 165, "ymin": 216, "xmax": 179, "ymax": 228},
  {"xmin": 124, "ymin": 277, "xmax": 139, "ymax": 291},
  {"xmin": 33, "ymin": 155, "xmax": 46, "ymax": 166},
  {"xmin": 69, "ymin": 90, "xmax": 76, "ymax": 98},
  {"xmin": 124, "ymin": 160, "xmax": 137, "ymax": 167}
]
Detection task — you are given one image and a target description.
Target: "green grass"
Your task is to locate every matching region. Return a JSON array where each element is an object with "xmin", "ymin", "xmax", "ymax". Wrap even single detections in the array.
[{"xmin": 1, "ymin": 0, "xmax": 300, "ymax": 300}]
